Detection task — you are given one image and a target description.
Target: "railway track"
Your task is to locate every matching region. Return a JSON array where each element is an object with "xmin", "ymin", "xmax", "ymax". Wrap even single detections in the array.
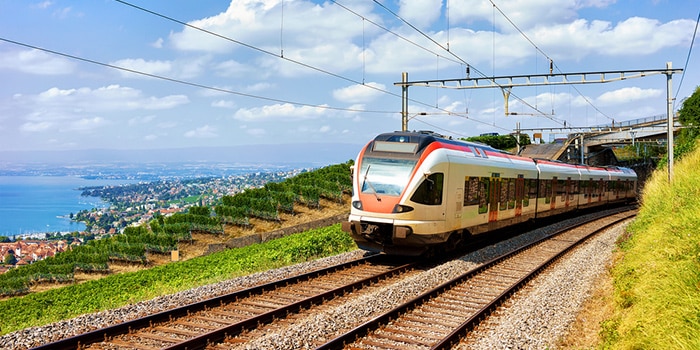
[
  {"xmin": 31, "ymin": 255, "xmax": 417, "ymax": 350},
  {"xmin": 28, "ymin": 207, "xmax": 634, "ymax": 350},
  {"xmin": 318, "ymin": 208, "xmax": 636, "ymax": 350}
]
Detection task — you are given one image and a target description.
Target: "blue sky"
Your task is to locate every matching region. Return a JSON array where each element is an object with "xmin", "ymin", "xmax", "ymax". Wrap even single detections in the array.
[{"xmin": 0, "ymin": 0, "xmax": 698, "ymax": 162}]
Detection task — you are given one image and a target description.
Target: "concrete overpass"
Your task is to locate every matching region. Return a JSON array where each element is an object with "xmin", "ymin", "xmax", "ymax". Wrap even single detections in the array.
[{"xmin": 518, "ymin": 114, "xmax": 681, "ymax": 166}]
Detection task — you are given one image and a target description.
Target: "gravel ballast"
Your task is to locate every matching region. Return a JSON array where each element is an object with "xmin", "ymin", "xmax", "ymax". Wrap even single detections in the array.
[{"xmin": 0, "ymin": 209, "xmax": 629, "ymax": 350}]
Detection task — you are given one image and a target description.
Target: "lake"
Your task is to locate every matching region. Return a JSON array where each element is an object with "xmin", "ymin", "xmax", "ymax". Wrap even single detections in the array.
[{"xmin": 0, "ymin": 176, "xmax": 134, "ymax": 237}]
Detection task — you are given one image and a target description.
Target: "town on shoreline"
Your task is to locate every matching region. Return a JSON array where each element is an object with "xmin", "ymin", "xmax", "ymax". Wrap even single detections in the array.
[{"xmin": 0, "ymin": 166, "xmax": 312, "ymax": 271}]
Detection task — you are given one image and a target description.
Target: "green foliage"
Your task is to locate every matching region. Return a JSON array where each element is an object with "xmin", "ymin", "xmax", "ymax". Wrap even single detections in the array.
[
  {"xmin": 604, "ymin": 143, "xmax": 700, "ymax": 349},
  {"xmin": 0, "ymin": 225, "xmax": 184, "ymax": 296},
  {"xmin": 670, "ymin": 85, "xmax": 700, "ymax": 163},
  {"xmin": 0, "ymin": 162, "xmax": 352, "ymax": 300},
  {"xmin": 0, "ymin": 224, "xmax": 356, "ymax": 335},
  {"xmin": 3, "ymin": 253, "xmax": 17, "ymax": 265},
  {"xmin": 213, "ymin": 161, "xmax": 352, "ymax": 224},
  {"xmin": 188, "ymin": 206, "xmax": 211, "ymax": 217},
  {"xmin": 461, "ymin": 134, "xmax": 531, "ymax": 151}
]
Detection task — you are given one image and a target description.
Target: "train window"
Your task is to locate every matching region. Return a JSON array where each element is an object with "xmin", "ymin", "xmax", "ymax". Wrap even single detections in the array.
[
  {"xmin": 539, "ymin": 179, "xmax": 552, "ymax": 204},
  {"xmin": 557, "ymin": 179, "xmax": 566, "ymax": 202},
  {"xmin": 508, "ymin": 179, "xmax": 516, "ymax": 209},
  {"xmin": 498, "ymin": 179, "xmax": 506, "ymax": 211},
  {"xmin": 570, "ymin": 179, "xmax": 578, "ymax": 200},
  {"xmin": 478, "ymin": 177, "xmax": 489, "ymax": 214},
  {"xmin": 522, "ymin": 179, "xmax": 531, "ymax": 207},
  {"xmin": 527, "ymin": 179, "xmax": 538, "ymax": 199},
  {"xmin": 411, "ymin": 173, "xmax": 444, "ymax": 205},
  {"xmin": 464, "ymin": 177, "xmax": 480, "ymax": 206},
  {"xmin": 359, "ymin": 157, "xmax": 417, "ymax": 196}
]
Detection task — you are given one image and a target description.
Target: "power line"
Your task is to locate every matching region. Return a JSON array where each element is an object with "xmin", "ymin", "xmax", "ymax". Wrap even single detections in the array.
[
  {"xmin": 674, "ymin": 8, "xmax": 700, "ymax": 104},
  {"xmin": 368, "ymin": 0, "xmax": 560, "ymax": 124},
  {"xmin": 331, "ymin": 0, "xmax": 463, "ymax": 66},
  {"xmin": 488, "ymin": 0, "xmax": 614, "ymax": 123},
  {"xmin": 115, "ymin": 0, "xmax": 507, "ymax": 130},
  {"xmin": 0, "ymin": 37, "xmax": 391, "ymax": 115},
  {"xmin": 114, "ymin": 0, "xmax": 485, "ymax": 126}
]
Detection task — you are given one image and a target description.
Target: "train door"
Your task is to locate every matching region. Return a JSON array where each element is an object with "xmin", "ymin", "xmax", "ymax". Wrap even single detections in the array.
[
  {"xmin": 565, "ymin": 177, "xmax": 572, "ymax": 207},
  {"xmin": 488, "ymin": 174, "xmax": 501, "ymax": 222}
]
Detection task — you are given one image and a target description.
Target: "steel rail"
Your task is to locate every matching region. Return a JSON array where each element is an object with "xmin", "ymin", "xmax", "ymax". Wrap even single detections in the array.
[
  {"xmin": 317, "ymin": 207, "xmax": 635, "ymax": 349},
  {"xmin": 31, "ymin": 253, "xmax": 410, "ymax": 350},
  {"xmin": 430, "ymin": 211, "xmax": 635, "ymax": 349}
]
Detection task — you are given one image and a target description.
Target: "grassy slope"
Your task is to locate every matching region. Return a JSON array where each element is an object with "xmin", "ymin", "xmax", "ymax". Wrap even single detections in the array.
[
  {"xmin": 0, "ymin": 224, "xmax": 356, "ymax": 335},
  {"xmin": 603, "ymin": 145, "xmax": 700, "ymax": 349}
]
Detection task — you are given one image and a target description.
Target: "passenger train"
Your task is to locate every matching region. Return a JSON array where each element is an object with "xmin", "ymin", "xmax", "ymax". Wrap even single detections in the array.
[{"xmin": 341, "ymin": 131, "xmax": 637, "ymax": 255}]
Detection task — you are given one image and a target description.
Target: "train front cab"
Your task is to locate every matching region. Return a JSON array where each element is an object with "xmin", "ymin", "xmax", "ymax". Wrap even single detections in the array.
[{"xmin": 342, "ymin": 132, "xmax": 454, "ymax": 255}]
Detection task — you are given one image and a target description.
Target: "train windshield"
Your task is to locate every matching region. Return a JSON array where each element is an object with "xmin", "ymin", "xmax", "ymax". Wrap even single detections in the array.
[{"xmin": 359, "ymin": 157, "xmax": 417, "ymax": 196}]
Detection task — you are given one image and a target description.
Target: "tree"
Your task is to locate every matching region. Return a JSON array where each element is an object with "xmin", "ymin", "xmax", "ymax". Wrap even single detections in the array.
[
  {"xmin": 4, "ymin": 253, "xmax": 17, "ymax": 265},
  {"xmin": 462, "ymin": 134, "xmax": 531, "ymax": 151},
  {"xmin": 677, "ymin": 86, "xmax": 700, "ymax": 151}
]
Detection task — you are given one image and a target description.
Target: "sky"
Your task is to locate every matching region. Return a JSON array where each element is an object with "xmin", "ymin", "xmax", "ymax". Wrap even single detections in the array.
[{"xmin": 0, "ymin": 0, "xmax": 698, "ymax": 164}]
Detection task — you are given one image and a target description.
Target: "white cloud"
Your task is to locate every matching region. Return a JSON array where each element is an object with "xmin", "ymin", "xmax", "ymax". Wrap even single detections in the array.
[
  {"xmin": 10, "ymin": 85, "xmax": 189, "ymax": 137},
  {"xmin": 152, "ymin": 38, "xmax": 164, "ymax": 49},
  {"xmin": 212, "ymin": 100, "xmax": 236, "ymax": 108},
  {"xmin": 128, "ymin": 115, "xmax": 156, "ymax": 126},
  {"xmin": 64, "ymin": 116, "xmax": 108, "ymax": 132},
  {"xmin": 33, "ymin": 1, "xmax": 53, "ymax": 10},
  {"xmin": 29, "ymin": 85, "xmax": 189, "ymax": 113},
  {"xmin": 532, "ymin": 17, "xmax": 696, "ymax": 60},
  {"xmin": 246, "ymin": 82, "xmax": 274, "ymax": 92},
  {"xmin": 398, "ymin": 0, "xmax": 442, "ymax": 29},
  {"xmin": 596, "ymin": 87, "xmax": 662, "ymax": 105},
  {"xmin": 233, "ymin": 103, "xmax": 328, "ymax": 122},
  {"xmin": 184, "ymin": 125, "xmax": 218, "ymax": 138},
  {"xmin": 0, "ymin": 49, "xmax": 76, "ymax": 75},
  {"xmin": 332, "ymin": 82, "xmax": 386, "ymax": 103},
  {"xmin": 20, "ymin": 121, "xmax": 53, "ymax": 132},
  {"xmin": 111, "ymin": 58, "xmax": 172, "ymax": 77},
  {"xmin": 111, "ymin": 57, "xmax": 210, "ymax": 79}
]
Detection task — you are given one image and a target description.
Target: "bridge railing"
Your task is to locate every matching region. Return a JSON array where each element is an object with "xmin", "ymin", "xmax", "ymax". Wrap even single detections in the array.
[{"xmin": 593, "ymin": 114, "xmax": 668, "ymax": 129}]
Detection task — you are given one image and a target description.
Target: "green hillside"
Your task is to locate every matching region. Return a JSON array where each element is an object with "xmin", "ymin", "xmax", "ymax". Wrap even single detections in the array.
[{"xmin": 603, "ymin": 142, "xmax": 700, "ymax": 349}]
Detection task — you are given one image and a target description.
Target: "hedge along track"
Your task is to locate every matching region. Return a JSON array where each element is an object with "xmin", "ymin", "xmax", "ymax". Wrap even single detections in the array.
[
  {"xmin": 318, "ymin": 208, "xmax": 637, "ymax": 350},
  {"xmin": 30, "ymin": 254, "xmax": 418, "ymax": 350}
]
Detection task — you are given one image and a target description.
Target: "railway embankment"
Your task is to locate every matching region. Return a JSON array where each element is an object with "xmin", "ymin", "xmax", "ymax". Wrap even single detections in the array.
[{"xmin": 601, "ymin": 144, "xmax": 700, "ymax": 349}]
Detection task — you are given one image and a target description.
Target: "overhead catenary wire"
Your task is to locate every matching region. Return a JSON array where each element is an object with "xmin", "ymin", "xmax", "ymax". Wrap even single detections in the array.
[
  {"xmin": 488, "ymin": 0, "xmax": 614, "ymax": 122},
  {"xmin": 674, "ymin": 7, "xmax": 700, "ymax": 104},
  {"xmin": 0, "ymin": 37, "xmax": 390, "ymax": 115},
  {"xmin": 369, "ymin": 0, "xmax": 563, "ymax": 125},
  {"xmin": 114, "ymin": 0, "xmax": 511, "ymax": 131}
]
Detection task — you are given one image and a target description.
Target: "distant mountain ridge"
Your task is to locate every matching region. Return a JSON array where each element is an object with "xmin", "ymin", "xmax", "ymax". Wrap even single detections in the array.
[{"xmin": 0, "ymin": 143, "xmax": 363, "ymax": 166}]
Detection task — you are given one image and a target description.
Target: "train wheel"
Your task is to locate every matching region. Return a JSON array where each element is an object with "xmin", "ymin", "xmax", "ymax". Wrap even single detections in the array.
[{"xmin": 445, "ymin": 231, "xmax": 463, "ymax": 252}]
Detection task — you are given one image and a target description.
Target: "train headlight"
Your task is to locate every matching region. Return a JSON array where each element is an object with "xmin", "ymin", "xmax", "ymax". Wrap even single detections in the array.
[
  {"xmin": 352, "ymin": 201, "xmax": 363, "ymax": 210},
  {"xmin": 392, "ymin": 204, "xmax": 414, "ymax": 213}
]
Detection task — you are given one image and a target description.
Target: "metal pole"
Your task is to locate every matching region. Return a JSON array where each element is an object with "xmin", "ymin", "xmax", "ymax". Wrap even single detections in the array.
[
  {"xmin": 401, "ymin": 72, "xmax": 408, "ymax": 131},
  {"xmin": 580, "ymin": 134, "xmax": 585, "ymax": 165},
  {"xmin": 666, "ymin": 62, "xmax": 674, "ymax": 182}
]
